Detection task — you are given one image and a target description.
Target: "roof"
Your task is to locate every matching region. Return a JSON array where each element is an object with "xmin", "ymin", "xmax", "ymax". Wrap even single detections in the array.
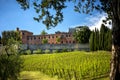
[{"xmin": 20, "ymin": 30, "xmax": 33, "ymax": 34}]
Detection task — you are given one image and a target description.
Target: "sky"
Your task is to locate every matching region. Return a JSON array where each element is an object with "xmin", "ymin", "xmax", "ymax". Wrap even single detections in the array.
[{"xmin": 0, "ymin": 0, "xmax": 111, "ymax": 36}]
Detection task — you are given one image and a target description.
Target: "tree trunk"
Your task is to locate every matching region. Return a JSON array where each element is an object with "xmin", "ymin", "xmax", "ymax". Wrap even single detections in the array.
[{"xmin": 110, "ymin": 0, "xmax": 120, "ymax": 80}]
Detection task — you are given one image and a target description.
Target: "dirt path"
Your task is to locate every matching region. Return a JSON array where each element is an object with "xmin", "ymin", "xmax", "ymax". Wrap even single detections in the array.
[{"xmin": 19, "ymin": 71, "xmax": 61, "ymax": 80}]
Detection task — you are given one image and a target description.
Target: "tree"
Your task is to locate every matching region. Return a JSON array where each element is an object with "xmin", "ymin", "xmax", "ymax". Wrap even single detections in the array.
[
  {"xmin": 1, "ymin": 31, "xmax": 21, "ymax": 46},
  {"xmin": 89, "ymin": 25, "xmax": 112, "ymax": 51},
  {"xmin": 0, "ymin": 36, "xmax": 1, "ymax": 44},
  {"xmin": 105, "ymin": 29, "xmax": 112, "ymax": 51},
  {"xmin": 93, "ymin": 28, "xmax": 99, "ymax": 51},
  {"xmin": 42, "ymin": 39, "xmax": 48, "ymax": 44},
  {"xmin": 17, "ymin": 0, "xmax": 120, "ymax": 79},
  {"xmin": 89, "ymin": 31, "xmax": 94, "ymax": 51},
  {"xmin": 95, "ymin": 29, "xmax": 99, "ymax": 50},
  {"xmin": 73, "ymin": 26, "xmax": 91, "ymax": 43},
  {"xmin": 90, "ymin": 28, "xmax": 100, "ymax": 51},
  {"xmin": 99, "ymin": 24, "xmax": 106, "ymax": 50},
  {"xmin": 41, "ymin": 30, "xmax": 47, "ymax": 35},
  {"xmin": 0, "ymin": 31, "xmax": 22, "ymax": 80},
  {"xmin": 56, "ymin": 37, "xmax": 61, "ymax": 44}
]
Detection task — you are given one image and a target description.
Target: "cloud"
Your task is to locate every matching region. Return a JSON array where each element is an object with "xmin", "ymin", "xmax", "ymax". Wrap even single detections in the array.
[
  {"xmin": 68, "ymin": 13, "xmax": 112, "ymax": 31},
  {"xmin": 87, "ymin": 13, "xmax": 112, "ymax": 31}
]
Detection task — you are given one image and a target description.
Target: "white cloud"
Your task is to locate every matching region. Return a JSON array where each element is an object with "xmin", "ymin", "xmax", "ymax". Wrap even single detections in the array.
[
  {"xmin": 87, "ymin": 13, "xmax": 112, "ymax": 31},
  {"xmin": 68, "ymin": 13, "xmax": 112, "ymax": 31}
]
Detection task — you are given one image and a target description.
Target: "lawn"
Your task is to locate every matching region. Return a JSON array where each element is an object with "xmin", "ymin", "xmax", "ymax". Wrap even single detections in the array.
[{"xmin": 20, "ymin": 51, "xmax": 111, "ymax": 80}]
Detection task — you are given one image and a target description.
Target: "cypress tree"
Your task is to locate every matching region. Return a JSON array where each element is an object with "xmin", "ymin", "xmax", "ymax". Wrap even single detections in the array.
[
  {"xmin": 99, "ymin": 24, "xmax": 106, "ymax": 50},
  {"xmin": 94, "ymin": 29, "xmax": 97, "ymax": 51},
  {"xmin": 0, "ymin": 36, "xmax": 1, "ymax": 44},
  {"xmin": 105, "ymin": 29, "xmax": 112, "ymax": 51},
  {"xmin": 96, "ymin": 29, "xmax": 99, "ymax": 50},
  {"xmin": 90, "ymin": 31, "xmax": 94, "ymax": 51}
]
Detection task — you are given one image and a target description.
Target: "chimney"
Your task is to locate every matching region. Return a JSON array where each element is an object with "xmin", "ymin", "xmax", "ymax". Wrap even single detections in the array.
[{"xmin": 16, "ymin": 27, "xmax": 19, "ymax": 31}]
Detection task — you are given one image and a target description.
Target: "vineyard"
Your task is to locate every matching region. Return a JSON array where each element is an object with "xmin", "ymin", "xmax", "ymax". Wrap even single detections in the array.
[{"xmin": 21, "ymin": 51, "xmax": 111, "ymax": 80}]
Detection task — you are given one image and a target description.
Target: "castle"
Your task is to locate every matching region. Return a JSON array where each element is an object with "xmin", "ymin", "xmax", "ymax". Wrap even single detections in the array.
[{"xmin": 17, "ymin": 27, "xmax": 82, "ymax": 45}]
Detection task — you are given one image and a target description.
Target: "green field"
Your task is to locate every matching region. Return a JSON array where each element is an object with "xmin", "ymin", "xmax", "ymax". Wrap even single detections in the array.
[{"xmin": 20, "ymin": 51, "xmax": 111, "ymax": 80}]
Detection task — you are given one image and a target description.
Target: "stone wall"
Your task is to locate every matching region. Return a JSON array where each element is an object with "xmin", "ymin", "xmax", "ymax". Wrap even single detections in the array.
[{"xmin": 20, "ymin": 43, "xmax": 89, "ymax": 51}]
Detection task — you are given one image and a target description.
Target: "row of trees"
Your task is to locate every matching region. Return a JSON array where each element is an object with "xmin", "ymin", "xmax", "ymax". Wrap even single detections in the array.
[{"xmin": 90, "ymin": 24, "xmax": 112, "ymax": 51}]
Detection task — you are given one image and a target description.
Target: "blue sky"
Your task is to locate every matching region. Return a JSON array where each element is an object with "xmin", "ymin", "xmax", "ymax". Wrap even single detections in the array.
[{"xmin": 0, "ymin": 0, "xmax": 109, "ymax": 36}]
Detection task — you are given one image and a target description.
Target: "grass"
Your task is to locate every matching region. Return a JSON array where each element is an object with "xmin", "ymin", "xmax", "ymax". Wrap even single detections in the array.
[
  {"xmin": 20, "ymin": 51, "xmax": 111, "ymax": 80},
  {"xmin": 19, "ymin": 71, "xmax": 60, "ymax": 80}
]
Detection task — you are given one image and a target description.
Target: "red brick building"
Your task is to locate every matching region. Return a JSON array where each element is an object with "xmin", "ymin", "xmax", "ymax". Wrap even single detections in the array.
[{"xmin": 17, "ymin": 28, "xmax": 76, "ymax": 45}]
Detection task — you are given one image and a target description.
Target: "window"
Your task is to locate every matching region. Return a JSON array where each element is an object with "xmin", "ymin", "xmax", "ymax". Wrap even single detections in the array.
[
  {"xmin": 66, "ymin": 41, "xmax": 68, "ymax": 43},
  {"xmin": 39, "ymin": 37, "xmax": 40, "ymax": 39},
  {"xmin": 61, "ymin": 41, "xmax": 63, "ymax": 44},
  {"xmin": 56, "ymin": 36, "xmax": 58, "ymax": 38},
  {"xmin": 34, "ymin": 37, "xmax": 36, "ymax": 40},
  {"xmin": 52, "ymin": 36, "xmax": 54, "ymax": 38},
  {"xmin": 22, "ymin": 32, "xmax": 25, "ymax": 35},
  {"xmin": 69, "ymin": 35, "xmax": 71, "ymax": 37},
  {"xmin": 66, "ymin": 35, "xmax": 68, "ymax": 37},
  {"xmin": 27, "ymin": 37, "xmax": 29, "ymax": 40},
  {"xmin": 69, "ymin": 41, "xmax": 71, "ymax": 43},
  {"xmin": 48, "ymin": 36, "xmax": 50, "ymax": 38},
  {"xmin": 73, "ymin": 41, "xmax": 75, "ymax": 43}
]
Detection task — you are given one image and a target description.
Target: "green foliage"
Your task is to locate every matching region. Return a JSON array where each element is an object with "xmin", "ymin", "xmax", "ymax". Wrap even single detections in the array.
[
  {"xmin": 56, "ymin": 37, "xmax": 61, "ymax": 43},
  {"xmin": 0, "ymin": 47, "xmax": 23, "ymax": 80},
  {"xmin": 41, "ymin": 30, "xmax": 47, "ymax": 35},
  {"xmin": 42, "ymin": 39, "xmax": 48, "ymax": 44},
  {"xmin": 74, "ymin": 26, "xmax": 91, "ymax": 43},
  {"xmin": 99, "ymin": 24, "xmax": 110, "ymax": 50},
  {"xmin": 0, "ymin": 36, "xmax": 1, "ymax": 44},
  {"xmin": 1, "ymin": 31, "xmax": 21, "ymax": 46},
  {"xmin": 90, "ymin": 31, "xmax": 94, "ymax": 51},
  {"xmin": 89, "ymin": 24, "xmax": 112, "ymax": 51},
  {"xmin": 16, "ymin": 0, "xmax": 113, "ymax": 29},
  {"xmin": 0, "ymin": 55, "xmax": 22, "ymax": 80},
  {"xmin": 45, "ymin": 49, "xmax": 51, "ymax": 53},
  {"xmin": 94, "ymin": 28, "xmax": 99, "ymax": 51},
  {"xmin": 34, "ymin": 49, "xmax": 42, "ymax": 54},
  {"xmin": 61, "ymin": 48, "xmax": 68, "ymax": 52},
  {"xmin": 0, "ymin": 30, "xmax": 23, "ymax": 80},
  {"xmin": 53, "ymin": 49, "xmax": 60, "ymax": 53},
  {"xmin": 21, "ymin": 51, "xmax": 111, "ymax": 80},
  {"xmin": 17, "ymin": 0, "xmax": 67, "ymax": 29},
  {"xmin": 24, "ymin": 50, "xmax": 31, "ymax": 55},
  {"xmin": 105, "ymin": 30, "xmax": 112, "ymax": 51}
]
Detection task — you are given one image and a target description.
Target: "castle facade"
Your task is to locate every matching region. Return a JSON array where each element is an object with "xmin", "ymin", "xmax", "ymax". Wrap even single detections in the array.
[{"xmin": 17, "ymin": 27, "xmax": 78, "ymax": 45}]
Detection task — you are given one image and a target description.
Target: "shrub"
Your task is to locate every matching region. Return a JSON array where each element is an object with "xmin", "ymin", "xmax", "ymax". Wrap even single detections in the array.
[
  {"xmin": 45, "ymin": 49, "xmax": 51, "ymax": 53},
  {"xmin": 0, "ymin": 46, "xmax": 23, "ymax": 80},
  {"xmin": 61, "ymin": 48, "xmax": 68, "ymax": 52},
  {"xmin": 24, "ymin": 50, "xmax": 31, "ymax": 55},
  {"xmin": 34, "ymin": 49, "xmax": 42, "ymax": 54},
  {"xmin": 53, "ymin": 49, "xmax": 60, "ymax": 53}
]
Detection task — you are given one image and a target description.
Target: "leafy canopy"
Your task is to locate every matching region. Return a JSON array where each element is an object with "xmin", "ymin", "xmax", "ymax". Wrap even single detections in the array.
[
  {"xmin": 73, "ymin": 26, "xmax": 91, "ymax": 43},
  {"xmin": 16, "ymin": 0, "xmax": 112, "ymax": 29},
  {"xmin": 0, "ymin": 30, "xmax": 23, "ymax": 80},
  {"xmin": 41, "ymin": 30, "xmax": 47, "ymax": 35}
]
